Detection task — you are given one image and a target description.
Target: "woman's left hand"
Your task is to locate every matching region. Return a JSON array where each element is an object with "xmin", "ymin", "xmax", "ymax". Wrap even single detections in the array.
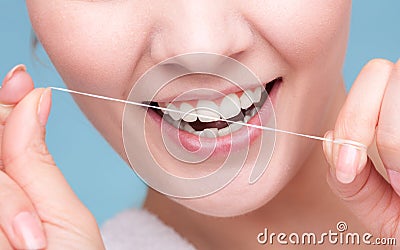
[{"xmin": 323, "ymin": 58, "xmax": 400, "ymax": 245}]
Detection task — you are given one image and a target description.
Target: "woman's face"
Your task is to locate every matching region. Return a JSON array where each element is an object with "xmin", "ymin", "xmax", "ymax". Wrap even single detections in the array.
[{"xmin": 27, "ymin": 0, "xmax": 351, "ymax": 216}]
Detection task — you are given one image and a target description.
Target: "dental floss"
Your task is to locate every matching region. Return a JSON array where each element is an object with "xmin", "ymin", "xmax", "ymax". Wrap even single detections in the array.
[{"xmin": 49, "ymin": 87, "xmax": 367, "ymax": 151}]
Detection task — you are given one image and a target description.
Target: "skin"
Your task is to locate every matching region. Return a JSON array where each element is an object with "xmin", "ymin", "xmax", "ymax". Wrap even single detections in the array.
[
  {"xmin": 27, "ymin": 0, "xmax": 351, "ymax": 217},
  {"xmin": 0, "ymin": 0, "xmax": 398, "ymax": 249}
]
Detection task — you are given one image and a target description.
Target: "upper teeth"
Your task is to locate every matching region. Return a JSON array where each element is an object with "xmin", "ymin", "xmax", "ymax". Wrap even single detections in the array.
[
  {"xmin": 219, "ymin": 93, "xmax": 241, "ymax": 119},
  {"xmin": 196, "ymin": 100, "xmax": 220, "ymax": 122},
  {"xmin": 240, "ymin": 89, "xmax": 253, "ymax": 109},
  {"xmin": 166, "ymin": 103, "xmax": 181, "ymax": 120},
  {"xmin": 161, "ymin": 86, "xmax": 264, "ymax": 122},
  {"xmin": 180, "ymin": 103, "xmax": 197, "ymax": 122}
]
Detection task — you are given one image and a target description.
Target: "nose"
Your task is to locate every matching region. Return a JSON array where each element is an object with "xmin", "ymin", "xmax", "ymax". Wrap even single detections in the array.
[{"xmin": 150, "ymin": 1, "xmax": 254, "ymax": 65}]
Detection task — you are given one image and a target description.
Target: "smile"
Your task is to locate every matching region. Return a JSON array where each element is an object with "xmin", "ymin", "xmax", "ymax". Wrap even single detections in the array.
[
  {"xmin": 149, "ymin": 77, "xmax": 281, "ymax": 136},
  {"xmin": 145, "ymin": 77, "xmax": 281, "ymax": 153}
]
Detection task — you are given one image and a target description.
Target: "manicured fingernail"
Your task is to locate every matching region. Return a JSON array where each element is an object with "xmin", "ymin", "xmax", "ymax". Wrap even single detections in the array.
[
  {"xmin": 387, "ymin": 169, "xmax": 400, "ymax": 196},
  {"xmin": 12, "ymin": 212, "xmax": 46, "ymax": 249},
  {"xmin": 38, "ymin": 88, "xmax": 52, "ymax": 126},
  {"xmin": 2, "ymin": 64, "xmax": 26, "ymax": 87},
  {"xmin": 335, "ymin": 144, "xmax": 360, "ymax": 184}
]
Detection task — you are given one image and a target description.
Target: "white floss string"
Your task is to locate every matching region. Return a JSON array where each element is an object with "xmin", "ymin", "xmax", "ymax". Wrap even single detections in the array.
[{"xmin": 49, "ymin": 87, "xmax": 367, "ymax": 150}]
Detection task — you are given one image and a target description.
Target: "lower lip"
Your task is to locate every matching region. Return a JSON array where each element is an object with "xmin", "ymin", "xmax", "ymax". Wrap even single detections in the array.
[{"xmin": 146, "ymin": 82, "xmax": 281, "ymax": 156}]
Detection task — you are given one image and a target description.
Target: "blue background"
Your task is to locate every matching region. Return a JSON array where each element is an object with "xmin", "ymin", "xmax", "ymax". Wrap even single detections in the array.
[{"xmin": 0, "ymin": 1, "xmax": 399, "ymax": 225}]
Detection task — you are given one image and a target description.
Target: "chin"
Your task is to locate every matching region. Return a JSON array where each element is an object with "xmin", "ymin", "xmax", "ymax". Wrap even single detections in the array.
[{"xmin": 168, "ymin": 139, "xmax": 302, "ymax": 218}]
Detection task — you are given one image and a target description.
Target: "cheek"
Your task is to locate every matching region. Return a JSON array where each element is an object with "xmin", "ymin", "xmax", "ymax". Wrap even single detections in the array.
[
  {"xmin": 26, "ymin": 0, "xmax": 351, "ymax": 217},
  {"xmin": 246, "ymin": 0, "xmax": 351, "ymax": 65},
  {"xmin": 27, "ymin": 1, "xmax": 157, "ymax": 159},
  {"xmin": 27, "ymin": 1, "xmax": 152, "ymax": 94}
]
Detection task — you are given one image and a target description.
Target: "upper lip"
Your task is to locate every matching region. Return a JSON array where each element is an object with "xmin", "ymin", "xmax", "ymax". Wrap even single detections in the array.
[{"xmin": 149, "ymin": 76, "xmax": 280, "ymax": 102}]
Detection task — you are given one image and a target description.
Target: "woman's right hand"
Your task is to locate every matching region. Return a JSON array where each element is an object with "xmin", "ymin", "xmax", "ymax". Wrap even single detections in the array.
[{"xmin": 0, "ymin": 65, "xmax": 105, "ymax": 249}]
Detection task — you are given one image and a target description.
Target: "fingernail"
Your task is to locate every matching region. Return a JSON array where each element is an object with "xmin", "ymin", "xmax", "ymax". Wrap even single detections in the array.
[
  {"xmin": 2, "ymin": 64, "xmax": 26, "ymax": 87},
  {"xmin": 38, "ymin": 88, "xmax": 52, "ymax": 126},
  {"xmin": 357, "ymin": 149, "xmax": 368, "ymax": 173},
  {"xmin": 12, "ymin": 212, "xmax": 46, "ymax": 249},
  {"xmin": 323, "ymin": 130, "xmax": 334, "ymax": 167},
  {"xmin": 335, "ymin": 144, "xmax": 360, "ymax": 184},
  {"xmin": 387, "ymin": 169, "xmax": 400, "ymax": 196}
]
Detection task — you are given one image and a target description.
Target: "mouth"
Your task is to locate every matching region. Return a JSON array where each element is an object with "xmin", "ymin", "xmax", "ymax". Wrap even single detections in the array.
[{"xmin": 145, "ymin": 77, "xmax": 282, "ymax": 153}]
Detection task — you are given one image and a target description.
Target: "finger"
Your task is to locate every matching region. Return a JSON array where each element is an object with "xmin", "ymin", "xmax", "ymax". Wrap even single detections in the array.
[
  {"xmin": 0, "ymin": 228, "xmax": 13, "ymax": 250},
  {"xmin": 377, "ymin": 60, "xmax": 400, "ymax": 194},
  {"xmin": 323, "ymin": 130, "xmax": 334, "ymax": 167},
  {"xmin": 323, "ymin": 132, "xmax": 400, "ymax": 237},
  {"xmin": 0, "ymin": 65, "xmax": 34, "ymax": 172},
  {"xmin": 333, "ymin": 59, "xmax": 394, "ymax": 183},
  {"xmin": 2, "ymin": 88, "xmax": 100, "ymax": 239},
  {"xmin": 326, "ymin": 158, "xmax": 400, "ymax": 239},
  {"xmin": 0, "ymin": 64, "xmax": 34, "ymax": 107},
  {"xmin": 322, "ymin": 59, "xmax": 400, "ymax": 238},
  {"xmin": 0, "ymin": 171, "xmax": 46, "ymax": 249}
]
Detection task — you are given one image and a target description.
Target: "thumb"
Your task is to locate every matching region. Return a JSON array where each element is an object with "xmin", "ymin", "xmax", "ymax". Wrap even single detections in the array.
[
  {"xmin": 323, "ymin": 131, "xmax": 399, "ymax": 237},
  {"xmin": 322, "ymin": 60, "xmax": 400, "ymax": 238},
  {"xmin": 2, "ymin": 88, "xmax": 98, "ymax": 237}
]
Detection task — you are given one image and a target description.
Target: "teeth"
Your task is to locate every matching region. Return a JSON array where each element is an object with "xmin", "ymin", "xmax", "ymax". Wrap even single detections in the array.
[
  {"xmin": 166, "ymin": 103, "xmax": 182, "ymax": 121},
  {"xmin": 218, "ymin": 126, "xmax": 231, "ymax": 137},
  {"xmin": 183, "ymin": 123, "xmax": 195, "ymax": 133},
  {"xmin": 195, "ymin": 121, "xmax": 246, "ymax": 138},
  {"xmin": 219, "ymin": 93, "xmax": 241, "ymax": 119},
  {"xmin": 194, "ymin": 131, "xmax": 202, "ymax": 136},
  {"xmin": 252, "ymin": 87, "xmax": 262, "ymax": 103},
  {"xmin": 159, "ymin": 86, "xmax": 266, "ymax": 138},
  {"xmin": 229, "ymin": 123, "xmax": 243, "ymax": 133},
  {"xmin": 240, "ymin": 90, "xmax": 253, "ymax": 109},
  {"xmin": 158, "ymin": 102, "xmax": 169, "ymax": 114},
  {"xmin": 197, "ymin": 100, "xmax": 220, "ymax": 122},
  {"xmin": 250, "ymin": 108, "xmax": 257, "ymax": 117},
  {"xmin": 201, "ymin": 128, "xmax": 217, "ymax": 138},
  {"xmin": 239, "ymin": 86, "xmax": 262, "ymax": 109},
  {"xmin": 179, "ymin": 103, "xmax": 197, "ymax": 122},
  {"xmin": 163, "ymin": 113, "xmax": 181, "ymax": 128},
  {"xmin": 216, "ymin": 122, "xmax": 243, "ymax": 137}
]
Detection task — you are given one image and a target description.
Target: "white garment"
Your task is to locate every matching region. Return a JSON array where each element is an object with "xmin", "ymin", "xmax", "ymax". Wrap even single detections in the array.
[{"xmin": 101, "ymin": 209, "xmax": 196, "ymax": 250}]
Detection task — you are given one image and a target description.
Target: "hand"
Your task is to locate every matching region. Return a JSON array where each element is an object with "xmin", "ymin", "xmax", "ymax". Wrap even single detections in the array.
[
  {"xmin": 0, "ymin": 65, "xmax": 104, "ymax": 249},
  {"xmin": 323, "ymin": 59, "xmax": 400, "ymax": 245}
]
